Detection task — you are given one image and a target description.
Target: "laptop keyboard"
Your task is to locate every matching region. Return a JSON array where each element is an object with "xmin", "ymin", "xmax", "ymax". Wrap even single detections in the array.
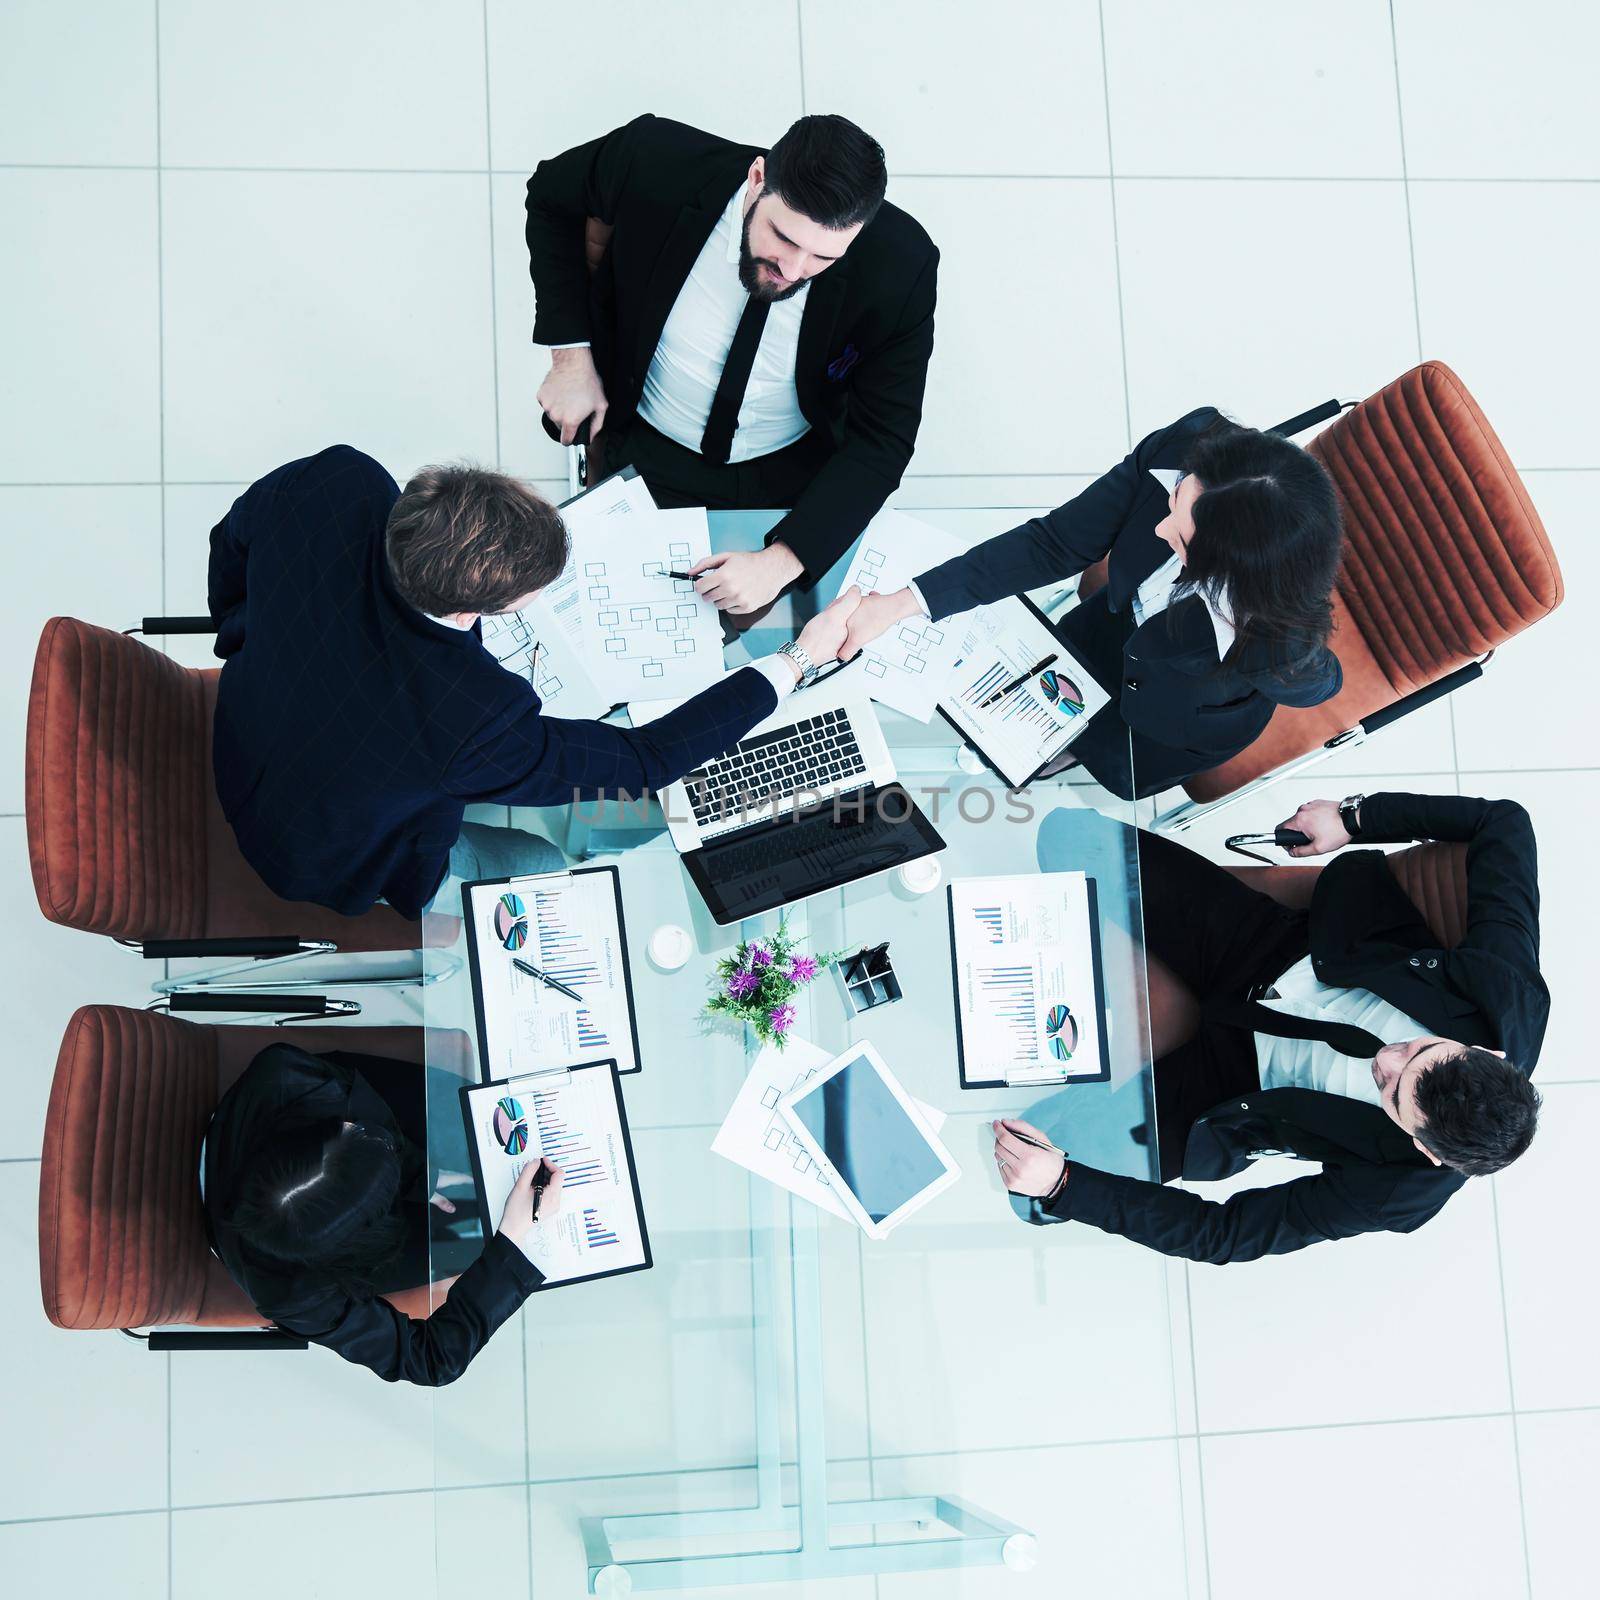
[{"xmin": 684, "ymin": 708, "xmax": 866, "ymax": 830}]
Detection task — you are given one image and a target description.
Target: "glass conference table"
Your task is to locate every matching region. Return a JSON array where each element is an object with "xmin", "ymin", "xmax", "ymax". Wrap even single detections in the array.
[{"xmin": 419, "ymin": 515, "xmax": 1175, "ymax": 1595}]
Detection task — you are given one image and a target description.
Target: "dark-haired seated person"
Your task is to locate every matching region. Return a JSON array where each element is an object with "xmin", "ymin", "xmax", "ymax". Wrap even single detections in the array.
[
  {"xmin": 993, "ymin": 791, "xmax": 1546, "ymax": 1261},
  {"xmin": 840, "ymin": 409, "xmax": 1344, "ymax": 799},
  {"xmin": 208, "ymin": 447, "xmax": 859, "ymax": 917},
  {"xmin": 528, "ymin": 112, "xmax": 938, "ymax": 617},
  {"xmin": 204, "ymin": 1043, "xmax": 559, "ymax": 1384}
]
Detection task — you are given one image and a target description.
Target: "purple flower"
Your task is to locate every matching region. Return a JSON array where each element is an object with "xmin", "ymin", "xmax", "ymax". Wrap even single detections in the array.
[
  {"xmin": 748, "ymin": 944, "xmax": 773, "ymax": 968},
  {"xmin": 769, "ymin": 1003, "xmax": 796, "ymax": 1035},
  {"xmin": 785, "ymin": 955, "xmax": 819, "ymax": 984},
  {"xmin": 726, "ymin": 969, "xmax": 761, "ymax": 1000}
]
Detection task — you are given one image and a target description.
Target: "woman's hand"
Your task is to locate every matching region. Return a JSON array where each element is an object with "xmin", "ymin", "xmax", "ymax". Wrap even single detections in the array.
[
  {"xmin": 991, "ymin": 1117, "xmax": 1066, "ymax": 1197},
  {"xmin": 497, "ymin": 1159, "xmax": 564, "ymax": 1246},
  {"xmin": 1277, "ymin": 798, "xmax": 1350, "ymax": 857},
  {"xmin": 794, "ymin": 585, "xmax": 863, "ymax": 666},
  {"xmin": 839, "ymin": 586, "xmax": 922, "ymax": 660}
]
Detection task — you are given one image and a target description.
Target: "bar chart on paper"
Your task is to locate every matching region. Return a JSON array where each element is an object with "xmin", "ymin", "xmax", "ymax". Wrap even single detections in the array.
[
  {"xmin": 468, "ymin": 871, "xmax": 640, "ymax": 1078},
  {"xmin": 463, "ymin": 1062, "xmax": 649, "ymax": 1283}
]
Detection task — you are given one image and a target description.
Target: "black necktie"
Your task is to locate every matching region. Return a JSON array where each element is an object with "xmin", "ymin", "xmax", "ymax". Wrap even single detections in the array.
[
  {"xmin": 700, "ymin": 294, "xmax": 772, "ymax": 465},
  {"xmin": 1206, "ymin": 999, "xmax": 1386, "ymax": 1061}
]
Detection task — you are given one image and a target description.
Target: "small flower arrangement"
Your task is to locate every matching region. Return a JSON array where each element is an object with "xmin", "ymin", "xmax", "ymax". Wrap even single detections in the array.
[{"xmin": 703, "ymin": 922, "xmax": 837, "ymax": 1049}]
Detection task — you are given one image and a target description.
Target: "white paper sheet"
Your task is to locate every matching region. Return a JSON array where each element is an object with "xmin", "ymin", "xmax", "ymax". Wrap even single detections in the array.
[
  {"xmin": 463, "ymin": 1067, "xmax": 646, "ymax": 1283},
  {"xmin": 576, "ymin": 505, "xmax": 725, "ymax": 704},
  {"xmin": 840, "ymin": 509, "xmax": 968, "ymax": 721},
  {"xmin": 938, "ymin": 597, "xmax": 1109, "ymax": 787},
  {"xmin": 467, "ymin": 872, "xmax": 638, "ymax": 1078},
  {"xmin": 949, "ymin": 872, "xmax": 1105, "ymax": 1084},
  {"xmin": 478, "ymin": 605, "xmax": 607, "ymax": 720},
  {"xmin": 711, "ymin": 1036, "xmax": 946, "ymax": 1221}
]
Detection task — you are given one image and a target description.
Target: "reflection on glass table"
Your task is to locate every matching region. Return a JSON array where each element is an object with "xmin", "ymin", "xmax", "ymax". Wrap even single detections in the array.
[{"xmin": 420, "ymin": 511, "xmax": 1173, "ymax": 1596}]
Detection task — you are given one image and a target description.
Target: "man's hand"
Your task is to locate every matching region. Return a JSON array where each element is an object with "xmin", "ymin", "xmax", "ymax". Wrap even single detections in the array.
[
  {"xmin": 537, "ymin": 348, "xmax": 608, "ymax": 447},
  {"xmin": 840, "ymin": 586, "xmax": 922, "ymax": 660},
  {"xmin": 688, "ymin": 543, "xmax": 804, "ymax": 615},
  {"xmin": 991, "ymin": 1117, "xmax": 1066, "ymax": 1197},
  {"xmin": 794, "ymin": 585, "xmax": 863, "ymax": 667},
  {"xmin": 497, "ymin": 1158, "xmax": 565, "ymax": 1246},
  {"xmin": 1277, "ymin": 798, "xmax": 1351, "ymax": 858}
]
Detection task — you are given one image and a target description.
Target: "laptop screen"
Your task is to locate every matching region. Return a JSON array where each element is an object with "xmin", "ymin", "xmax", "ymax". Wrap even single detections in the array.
[{"xmin": 683, "ymin": 785, "xmax": 944, "ymax": 924}]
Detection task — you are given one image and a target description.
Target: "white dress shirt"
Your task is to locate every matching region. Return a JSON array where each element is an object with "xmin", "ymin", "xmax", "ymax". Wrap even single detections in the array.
[
  {"xmin": 636, "ymin": 186, "xmax": 811, "ymax": 462},
  {"xmin": 1253, "ymin": 954, "xmax": 1430, "ymax": 1106}
]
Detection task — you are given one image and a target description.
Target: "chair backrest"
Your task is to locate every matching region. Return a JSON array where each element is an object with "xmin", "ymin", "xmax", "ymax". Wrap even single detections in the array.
[
  {"xmin": 27, "ymin": 617, "xmax": 421, "ymax": 950},
  {"xmin": 41, "ymin": 1007, "xmax": 459, "ymax": 1332},
  {"xmin": 1187, "ymin": 362, "xmax": 1563, "ymax": 801},
  {"xmin": 28, "ymin": 617, "xmax": 211, "ymax": 941},
  {"xmin": 1145, "ymin": 842, "xmax": 1468, "ymax": 1059}
]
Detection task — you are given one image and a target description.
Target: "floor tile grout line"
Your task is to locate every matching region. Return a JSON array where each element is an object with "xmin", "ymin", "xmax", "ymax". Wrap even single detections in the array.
[
  {"xmin": 1489, "ymin": 1179, "xmax": 1535, "ymax": 1596},
  {"xmin": 12, "ymin": 1397, "xmax": 1600, "ymax": 1529},
  {"xmin": 794, "ymin": 0, "xmax": 807, "ymax": 113},
  {"xmin": 1096, "ymin": 0, "xmax": 1134, "ymax": 451},
  {"xmin": 480, "ymin": 0, "xmax": 503, "ymax": 477},
  {"xmin": 10, "ymin": 161, "xmax": 1600, "ymax": 184},
  {"xmin": 1387, "ymin": 0, "xmax": 1427, "ymax": 366}
]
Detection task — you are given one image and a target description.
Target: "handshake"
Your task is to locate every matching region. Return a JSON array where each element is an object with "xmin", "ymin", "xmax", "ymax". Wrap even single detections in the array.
[{"xmin": 789, "ymin": 584, "xmax": 926, "ymax": 674}]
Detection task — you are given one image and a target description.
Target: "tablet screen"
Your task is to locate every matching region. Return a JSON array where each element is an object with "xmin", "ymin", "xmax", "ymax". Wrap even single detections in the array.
[{"xmin": 785, "ymin": 1050, "xmax": 947, "ymax": 1224}]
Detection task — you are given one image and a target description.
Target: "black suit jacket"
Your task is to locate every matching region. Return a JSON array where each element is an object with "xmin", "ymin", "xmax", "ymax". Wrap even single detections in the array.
[
  {"xmin": 208, "ymin": 445, "xmax": 776, "ymax": 917},
  {"xmin": 205, "ymin": 1045, "xmax": 541, "ymax": 1385},
  {"xmin": 1036, "ymin": 793, "xmax": 1548, "ymax": 1262},
  {"xmin": 915, "ymin": 407, "xmax": 1343, "ymax": 755},
  {"xmin": 525, "ymin": 114, "xmax": 939, "ymax": 583}
]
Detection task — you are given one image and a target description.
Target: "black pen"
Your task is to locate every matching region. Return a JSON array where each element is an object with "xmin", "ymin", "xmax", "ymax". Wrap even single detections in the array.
[
  {"xmin": 530, "ymin": 1158, "xmax": 552, "ymax": 1221},
  {"xmin": 511, "ymin": 956, "xmax": 583, "ymax": 1003},
  {"xmin": 999, "ymin": 1121, "xmax": 1055, "ymax": 1151},
  {"xmin": 658, "ymin": 569, "xmax": 698, "ymax": 581},
  {"xmin": 980, "ymin": 653, "xmax": 1058, "ymax": 709}
]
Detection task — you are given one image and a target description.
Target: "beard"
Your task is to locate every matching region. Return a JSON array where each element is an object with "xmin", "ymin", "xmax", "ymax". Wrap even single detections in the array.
[{"xmin": 738, "ymin": 208, "xmax": 808, "ymax": 302}]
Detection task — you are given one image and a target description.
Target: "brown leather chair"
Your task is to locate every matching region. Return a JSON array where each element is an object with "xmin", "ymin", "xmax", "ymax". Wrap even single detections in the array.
[
  {"xmin": 1146, "ymin": 842, "xmax": 1467, "ymax": 1059},
  {"xmin": 1076, "ymin": 363, "xmax": 1563, "ymax": 826},
  {"xmin": 38, "ymin": 1005, "xmax": 468, "ymax": 1345},
  {"xmin": 25, "ymin": 617, "xmax": 425, "ymax": 994}
]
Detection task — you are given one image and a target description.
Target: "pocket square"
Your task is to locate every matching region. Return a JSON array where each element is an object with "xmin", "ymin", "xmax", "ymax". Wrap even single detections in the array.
[{"xmin": 826, "ymin": 344, "xmax": 861, "ymax": 381}]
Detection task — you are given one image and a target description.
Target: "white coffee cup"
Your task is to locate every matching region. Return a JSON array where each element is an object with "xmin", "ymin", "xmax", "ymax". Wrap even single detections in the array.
[
  {"xmin": 648, "ymin": 923, "xmax": 693, "ymax": 970},
  {"xmin": 897, "ymin": 857, "xmax": 943, "ymax": 895}
]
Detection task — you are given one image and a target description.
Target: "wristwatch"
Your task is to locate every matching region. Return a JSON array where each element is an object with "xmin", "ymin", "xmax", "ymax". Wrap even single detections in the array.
[
  {"xmin": 1339, "ymin": 794, "xmax": 1366, "ymax": 840},
  {"xmin": 777, "ymin": 640, "xmax": 819, "ymax": 688}
]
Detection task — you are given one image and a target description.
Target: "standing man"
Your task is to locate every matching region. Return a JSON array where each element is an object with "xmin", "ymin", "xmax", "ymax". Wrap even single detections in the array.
[{"xmin": 527, "ymin": 113, "xmax": 938, "ymax": 618}]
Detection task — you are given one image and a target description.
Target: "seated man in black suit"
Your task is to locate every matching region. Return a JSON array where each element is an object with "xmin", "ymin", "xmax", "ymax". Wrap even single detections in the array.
[
  {"xmin": 208, "ymin": 445, "xmax": 859, "ymax": 920},
  {"xmin": 994, "ymin": 791, "xmax": 1546, "ymax": 1260},
  {"xmin": 527, "ymin": 112, "xmax": 938, "ymax": 618}
]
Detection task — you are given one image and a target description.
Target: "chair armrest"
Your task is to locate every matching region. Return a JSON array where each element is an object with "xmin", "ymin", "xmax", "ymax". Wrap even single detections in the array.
[
  {"xmin": 143, "ymin": 1329, "xmax": 308, "ymax": 1351},
  {"xmin": 166, "ymin": 992, "xmax": 351, "ymax": 1017},
  {"xmin": 132, "ymin": 616, "xmax": 218, "ymax": 635},
  {"xmin": 1359, "ymin": 661, "xmax": 1485, "ymax": 735},
  {"xmin": 140, "ymin": 936, "xmax": 320, "ymax": 959}
]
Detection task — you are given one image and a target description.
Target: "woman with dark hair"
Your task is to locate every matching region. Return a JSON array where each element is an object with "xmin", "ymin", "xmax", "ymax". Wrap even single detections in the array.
[
  {"xmin": 840, "ymin": 407, "xmax": 1345, "ymax": 798},
  {"xmin": 203, "ymin": 1043, "xmax": 563, "ymax": 1385}
]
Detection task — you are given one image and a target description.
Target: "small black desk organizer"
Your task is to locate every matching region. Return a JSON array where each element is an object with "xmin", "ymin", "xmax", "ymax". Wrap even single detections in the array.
[{"xmin": 835, "ymin": 941, "xmax": 901, "ymax": 1013}]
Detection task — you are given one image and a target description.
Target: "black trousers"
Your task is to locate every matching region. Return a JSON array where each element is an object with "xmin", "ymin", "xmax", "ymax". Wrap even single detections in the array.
[
  {"xmin": 606, "ymin": 414, "xmax": 832, "ymax": 521},
  {"xmin": 1137, "ymin": 830, "xmax": 1311, "ymax": 1180}
]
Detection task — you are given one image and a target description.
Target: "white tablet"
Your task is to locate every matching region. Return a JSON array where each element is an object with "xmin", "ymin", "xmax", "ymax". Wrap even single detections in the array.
[{"xmin": 778, "ymin": 1042, "xmax": 960, "ymax": 1240}]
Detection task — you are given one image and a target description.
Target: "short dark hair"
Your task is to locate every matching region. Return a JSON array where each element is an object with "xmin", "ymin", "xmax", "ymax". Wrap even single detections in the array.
[
  {"xmin": 1412, "ymin": 1047, "xmax": 1541, "ymax": 1176},
  {"xmin": 764, "ymin": 114, "xmax": 887, "ymax": 230},
  {"xmin": 1176, "ymin": 419, "xmax": 1344, "ymax": 674},
  {"xmin": 225, "ymin": 1119, "xmax": 407, "ymax": 1299},
  {"xmin": 386, "ymin": 464, "xmax": 569, "ymax": 615}
]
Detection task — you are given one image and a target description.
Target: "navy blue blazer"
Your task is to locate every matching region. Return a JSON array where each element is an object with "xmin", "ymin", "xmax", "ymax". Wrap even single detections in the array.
[
  {"xmin": 208, "ymin": 446, "xmax": 776, "ymax": 917},
  {"xmin": 913, "ymin": 408, "xmax": 1343, "ymax": 759}
]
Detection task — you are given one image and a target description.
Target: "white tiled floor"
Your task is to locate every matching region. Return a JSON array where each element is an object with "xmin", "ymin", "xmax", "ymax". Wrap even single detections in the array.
[{"xmin": 3, "ymin": 4, "xmax": 1597, "ymax": 1598}]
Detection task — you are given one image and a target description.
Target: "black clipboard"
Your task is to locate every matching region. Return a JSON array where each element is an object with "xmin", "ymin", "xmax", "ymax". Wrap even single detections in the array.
[
  {"xmin": 933, "ymin": 594, "xmax": 1100, "ymax": 791},
  {"xmin": 458, "ymin": 1059, "xmax": 653, "ymax": 1292},
  {"xmin": 558, "ymin": 462, "xmax": 640, "ymax": 512},
  {"xmin": 946, "ymin": 875, "xmax": 1113, "ymax": 1090},
  {"xmin": 461, "ymin": 865, "xmax": 644, "ymax": 1083}
]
